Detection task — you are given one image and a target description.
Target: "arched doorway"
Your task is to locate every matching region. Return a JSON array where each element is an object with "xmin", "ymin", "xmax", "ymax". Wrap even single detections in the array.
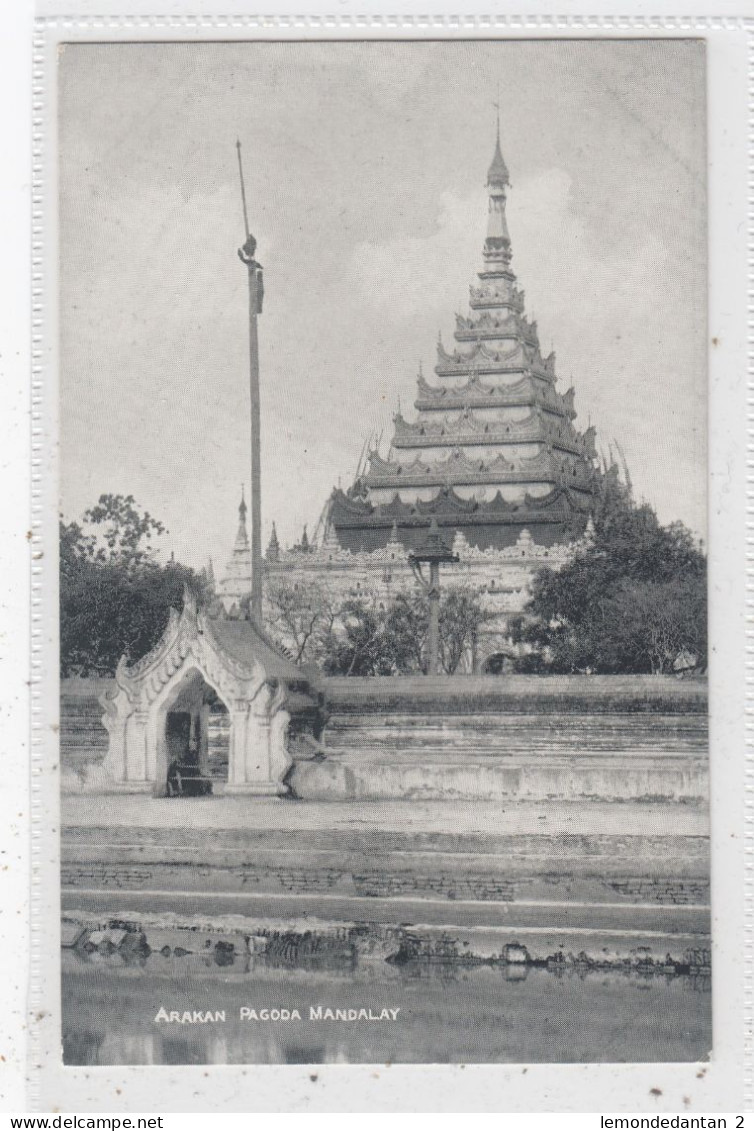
[
  {"xmin": 482, "ymin": 651, "xmax": 516, "ymax": 675},
  {"xmin": 155, "ymin": 666, "xmax": 230, "ymax": 797},
  {"xmin": 102, "ymin": 590, "xmax": 323, "ymax": 795}
]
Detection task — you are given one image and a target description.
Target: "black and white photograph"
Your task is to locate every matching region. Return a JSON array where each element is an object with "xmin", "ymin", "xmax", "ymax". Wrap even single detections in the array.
[{"xmin": 55, "ymin": 37, "xmax": 711, "ymax": 1070}]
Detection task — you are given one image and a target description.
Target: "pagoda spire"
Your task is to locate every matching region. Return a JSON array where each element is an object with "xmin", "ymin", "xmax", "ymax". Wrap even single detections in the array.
[
  {"xmin": 331, "ymin": 130, "xmax": 598, "ymax": 561},
  {"xmin": 484, "ymin": 117, "xmax": 511, "ymax": 266},
  {"xmin": 487, "ymin": 94, "xmax": 509, "ymax": 189},
  {"xmin": 266, "ymin": 521, "xmax": 280, "ymax": 562},
  {"xmin": 235, "ymin": 485, "xmax": 249, "ymax": 549}
]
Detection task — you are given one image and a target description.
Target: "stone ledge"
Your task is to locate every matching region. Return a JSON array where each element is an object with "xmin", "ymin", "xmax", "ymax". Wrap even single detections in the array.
[{"xmin": 59, "ymin": 906, "xmax": 711, "ymax": 967}]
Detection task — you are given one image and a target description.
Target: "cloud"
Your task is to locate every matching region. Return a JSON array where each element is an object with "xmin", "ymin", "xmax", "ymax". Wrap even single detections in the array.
[
  {"xmin": 59, "ymin": 41, "xmax": 707, "ymax": 569},
  {"xmin": 348, "ymin": 188, "xmax": 484, "ymax": 321}
]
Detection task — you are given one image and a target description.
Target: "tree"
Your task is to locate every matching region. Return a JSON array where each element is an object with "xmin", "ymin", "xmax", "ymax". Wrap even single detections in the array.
[
  {"xmin": 264, "ymin": 577, "xmax": 340, "ymax": 664},
  {"xmin": 381, "ymin": 592, "xmax": 428, "ymax": 674},
  {"xmin": 321, "ymin": 597, "xmax": 387, "ymax": 676},
  {"xmin": 74, "ymin": 494, "xmax": 167, "ymax": 563},
  {"xmin": 60, "ymin": 495, "xmax": 207, "ymax": 676},
  {"xmin": 596, "ymin": 577, "xmax": 707, "ymax": 675},
  {"xmin": 263, "ymin": 578, "xmax": 490, "ymax": 676},
  {"xmin": 439, "ymin": 586, "xmax": 494, "ymax": 674},
  {"xmin": 511, "ymin": 464, "xmax": 707, "ymax": 675}
]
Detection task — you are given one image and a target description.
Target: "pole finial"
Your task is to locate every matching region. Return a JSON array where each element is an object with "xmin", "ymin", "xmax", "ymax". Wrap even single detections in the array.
[
  {"xmin": 493, "ymin": 81, "xmax": 501, "ymax": 140},
  {"xmin": 235, "ymin": 139, "xmax": 250, "ymax": 240}
]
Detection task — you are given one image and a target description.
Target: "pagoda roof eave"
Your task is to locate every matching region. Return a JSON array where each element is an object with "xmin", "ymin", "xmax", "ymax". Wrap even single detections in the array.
[
  {"xmin": 415, "ymin": 395, "xmax": 571, "ymax": 418},
  {"xmin": 365, "ymin": 472, "xmax": 593, "ymax": 490},
  {"xmin": 392, "ymin": 407, "xmax": 592, "ymax": 456},
  {"xmin": 413, "ymin": 372, "xmax": 572, "ymax": 417},
  {"xmin": 364, "ymin": 446, "xmax": 594, "ymax": 484},
  {"xmin": 392, "ymin": 435, "xmax": 591, "ymax": 459},
  {"xmin": 329, "ymin": 484, "xmax": 592, "ymax": 529},
  {"xmin": 327, "ymin": 486, "xmax": 374, "ymax": 517},
  {"xmin": 453, "ymin": 329, "xmax": 538, "ymax": 346}
]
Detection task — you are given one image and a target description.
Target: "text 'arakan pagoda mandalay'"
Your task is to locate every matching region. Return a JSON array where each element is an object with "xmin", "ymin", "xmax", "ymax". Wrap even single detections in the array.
[{"xmin": 218, "ymin": 128, "xmax": 599, "ymax": 672}]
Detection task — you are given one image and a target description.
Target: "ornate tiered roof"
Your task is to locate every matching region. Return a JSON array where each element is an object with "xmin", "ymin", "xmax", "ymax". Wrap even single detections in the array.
[
  {"xmin": 392, "ymin": 408, "xmax": 597, "ymax": 460},
  {"xmin": 324, "ymin": 127, "xmax": 597, "ymax": 554}
]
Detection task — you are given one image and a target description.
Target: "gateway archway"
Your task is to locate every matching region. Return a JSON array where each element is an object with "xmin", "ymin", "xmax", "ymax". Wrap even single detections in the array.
[
  {"xmin": 155, "ymin": 665, "xmax": 230, "ymax": 796},
  {"xmin": 100, "ymin": 588, "xmax": 321, "ymax": 796},
  {"xmin": 482, "ymin": 651, "xmax": 516, "ymax": 675}
]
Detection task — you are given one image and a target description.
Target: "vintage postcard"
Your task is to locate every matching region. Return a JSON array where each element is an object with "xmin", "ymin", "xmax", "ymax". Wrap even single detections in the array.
[{"xmin": 20, "ymin": 7, "xmax": 750, "ymax": 1115}]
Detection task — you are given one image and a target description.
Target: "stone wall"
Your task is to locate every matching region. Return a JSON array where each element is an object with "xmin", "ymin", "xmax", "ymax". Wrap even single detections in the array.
[
  {"xmin": 323, "ymin": 674, "xmax": 707, "ymax": 715},
  {"xmin": 60, "ymin": 673, "xmax": 707, "ymax": 802},
  {"xmin": 60, "ymin": 678, "xmax": 112, "ymax": 793}
]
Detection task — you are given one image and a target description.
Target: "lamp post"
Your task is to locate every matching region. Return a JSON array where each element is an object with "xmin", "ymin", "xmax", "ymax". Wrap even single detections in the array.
[{"xmin": 409, "ymin": 518, "xmax": 459, "ymax": 675}]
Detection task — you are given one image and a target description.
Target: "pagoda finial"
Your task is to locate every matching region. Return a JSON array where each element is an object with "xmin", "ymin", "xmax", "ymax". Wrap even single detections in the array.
[
  {"xmin": 234, "ymin": 485, "xmax": 249, "ymax": 550},
  {"xmin": 483, "ymin": 116, "xmax": 511, "ymax": 265},
  {"xmin": 267, "ymin": 521, "xmax": 280, "ymax": 562},
  {"xmin": 487, "ymin": 101, "xmax": 510, "ymax": 190}
]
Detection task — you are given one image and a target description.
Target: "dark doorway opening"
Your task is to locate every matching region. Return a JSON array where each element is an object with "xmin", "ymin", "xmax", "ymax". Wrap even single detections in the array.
[{"xmin": 482, "ymin": 652, "xmax": 515, "ymax": 675}]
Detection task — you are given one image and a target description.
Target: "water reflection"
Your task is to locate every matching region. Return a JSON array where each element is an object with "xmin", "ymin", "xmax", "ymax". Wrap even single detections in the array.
[{"xmin": 62, "ymin": 948, "xmax": 711, "ymax": 1066}]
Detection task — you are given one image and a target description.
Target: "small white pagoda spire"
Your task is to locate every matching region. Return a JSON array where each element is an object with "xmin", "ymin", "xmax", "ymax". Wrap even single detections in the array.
[{"xmin": 235, "ymin": 485, "xmax": 249, "ymax": 550}]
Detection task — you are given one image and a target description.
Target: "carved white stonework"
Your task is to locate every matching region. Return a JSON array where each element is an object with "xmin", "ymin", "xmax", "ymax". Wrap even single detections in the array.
[
  {"xmin": 215, "ymin": 522, "xmax": 596, "ymax": 673},
  {"xmin": 100, "ymin": 587, "xmax": 295, "ymax": 795}
]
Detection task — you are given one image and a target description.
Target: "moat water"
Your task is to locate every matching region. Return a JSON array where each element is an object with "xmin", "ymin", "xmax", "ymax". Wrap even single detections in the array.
[{"xmin": 62, "ymin": 951, "xmax": 711, "ymax": 1065}]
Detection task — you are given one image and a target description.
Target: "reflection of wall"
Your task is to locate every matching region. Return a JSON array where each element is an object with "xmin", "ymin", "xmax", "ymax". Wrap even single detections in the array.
[
  {"xmin": 62, "ymin": 1029, "xmax": 105, "ymax": 1066},
  {"xmin": 160, "ymin": 1034, "xmax": 208, "ymax": 1066},
  {"xmin": 98, "ymin": 1033, "xmax": 158, "ymax": 1065},
  {"xmin": 61, "ymin": 963, "xmax": 712, "ymax": 1067}
]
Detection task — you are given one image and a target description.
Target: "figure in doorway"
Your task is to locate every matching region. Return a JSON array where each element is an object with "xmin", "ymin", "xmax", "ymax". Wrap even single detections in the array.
[{"xmin": 166, "ymin": 757, "xmax": 184, "ymax": 798}]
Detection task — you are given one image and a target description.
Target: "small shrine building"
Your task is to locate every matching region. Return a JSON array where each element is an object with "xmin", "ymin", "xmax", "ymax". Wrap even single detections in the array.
[{"xmin": 100, "ymin": 588, "xmax": 321, "ymax": 795}]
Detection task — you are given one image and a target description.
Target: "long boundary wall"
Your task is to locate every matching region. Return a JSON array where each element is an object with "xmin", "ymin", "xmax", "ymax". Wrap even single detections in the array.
[{"xmin": 61, "ymin": 674, "xmax": 707, "ymax": 802}]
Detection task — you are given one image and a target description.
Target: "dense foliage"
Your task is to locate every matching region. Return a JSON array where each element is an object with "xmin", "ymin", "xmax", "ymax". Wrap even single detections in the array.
[
  {"xmin": 509, "ymin": 466, "xmax": 707, "ymax": 674},
  {"xmin": 60, "ymin": 495, "xmax": 207, "ymax": 676},
  {"xmin": 265, "ymin": 579, "xmax": 492, "ymax": 676},
  {"xmin": 61, "ymin": 469, "xmax": 705, "ymax": 679}
]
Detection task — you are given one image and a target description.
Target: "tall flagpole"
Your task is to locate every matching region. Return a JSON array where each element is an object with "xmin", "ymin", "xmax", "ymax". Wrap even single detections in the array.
[{"xmin": 235, "ymin": 140, "xmax": 264, "ymax": 625}]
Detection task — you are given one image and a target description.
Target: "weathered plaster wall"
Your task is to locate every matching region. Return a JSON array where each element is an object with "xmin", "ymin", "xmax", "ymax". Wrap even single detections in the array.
[
  {"xmin": 60, "ymin": 674, "xmax": 707, "ymax": 802},
  {"xmin": 60, "ymin": 677, "xmax": 111, "ymax": 792}
]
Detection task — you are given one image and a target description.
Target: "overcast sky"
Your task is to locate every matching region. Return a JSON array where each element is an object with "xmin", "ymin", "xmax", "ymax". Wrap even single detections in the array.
[{"xmin": 59, "ymin": 39, "xmax": 706, "ymax": 572}]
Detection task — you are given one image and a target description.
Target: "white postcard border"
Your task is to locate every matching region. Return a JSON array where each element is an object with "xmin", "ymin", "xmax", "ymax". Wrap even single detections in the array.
[{"xmin": 25, "ymin": 7, "xmax": 751, "ymax": 1114}]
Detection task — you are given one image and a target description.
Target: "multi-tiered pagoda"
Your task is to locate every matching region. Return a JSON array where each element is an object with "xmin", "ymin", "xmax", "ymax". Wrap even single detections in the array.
[
  {"xmin": 218, "ymin": 129, "xmax": 599, "ymax": 667},
  {"xmin": 325, "ymin": 129, "xmax": 597, "ymax": 554}
]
